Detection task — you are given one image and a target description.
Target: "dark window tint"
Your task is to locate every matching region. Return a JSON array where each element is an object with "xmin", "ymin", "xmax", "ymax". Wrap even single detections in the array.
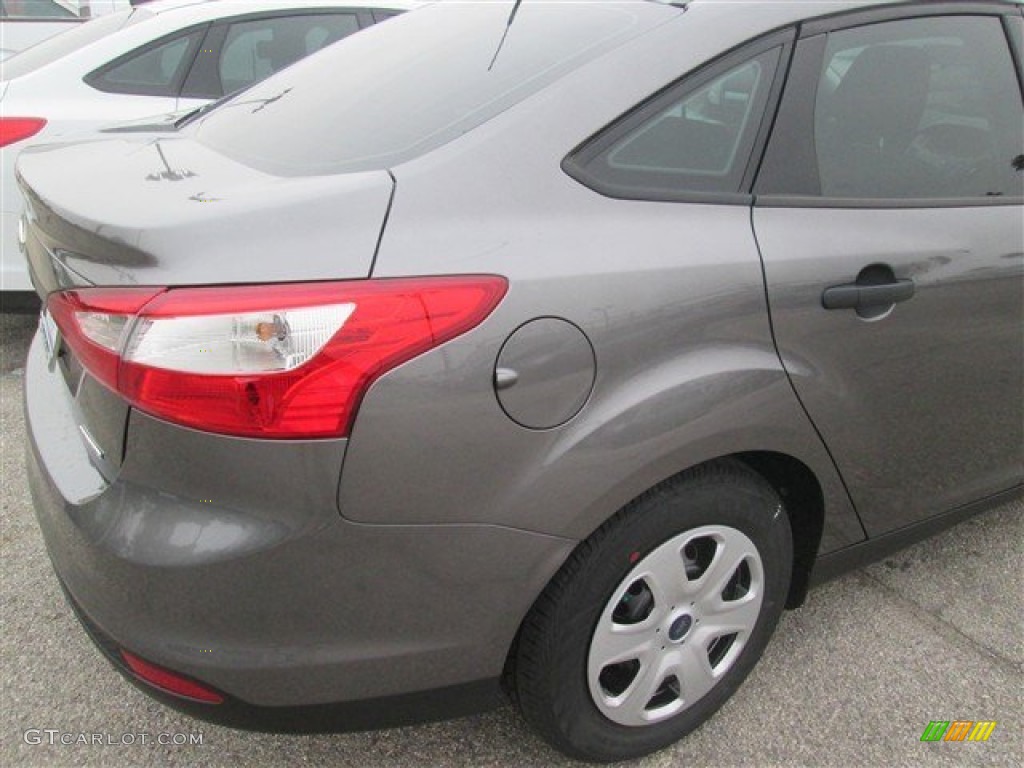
[
  {"xmin": 88, "ymin": 29, "xmax": 202, "ymax": 96},
  {"xmin": 218, "ymin": 13, "xmax": 359, "ymax": 96},
  {"xmin": 568, "ymin": 47, "xmax": 781, "ymax": 200},
  {"xmin": 815, "ymin": 17, "xmax": 1023, "ymax": 199},
  {"xmin": 194, "ymin": 0, "xmax": 674, "ymax": 176}
]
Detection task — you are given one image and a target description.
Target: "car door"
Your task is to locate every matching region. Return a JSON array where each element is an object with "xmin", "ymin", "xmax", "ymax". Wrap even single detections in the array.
[
  {"xmin": 177, "ymin": 10, "xmax": 364, "ymax": 107},
  {"xmin": 752, "ymin": 7, "xmax": 1023, "ymax": 536}
]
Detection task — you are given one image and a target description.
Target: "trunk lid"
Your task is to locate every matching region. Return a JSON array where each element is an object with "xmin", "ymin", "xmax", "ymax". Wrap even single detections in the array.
[
  {"xmin": 17, "ymin": 133, "xmax": 392, "ymax": 478},
  {"xmin": 17, "ymin": 134, "xmax": 393, "ymax": 297}
]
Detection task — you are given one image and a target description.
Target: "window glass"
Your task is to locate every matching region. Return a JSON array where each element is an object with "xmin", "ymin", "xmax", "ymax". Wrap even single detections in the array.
[
  {"xmin": 568, "ymin": 47, "xmax": 781, "ymax": 199},
  {"xmin": 194, "ymin": 1, "xmax": 670, "ymax": 176},
  {"xmin": 814, "ymin": 17, "xmax": 1023, "ymax": 199},
  {"xmin": 620, "ymin": 57, "xmax": 768, "ymax": 175},
  {"xmin": 92, "ymin": 30, "xmax": 200, "ymax": 95},
  {"xmin": 219, "ymin": 14, "xmax": 359, "ymax": 96}
]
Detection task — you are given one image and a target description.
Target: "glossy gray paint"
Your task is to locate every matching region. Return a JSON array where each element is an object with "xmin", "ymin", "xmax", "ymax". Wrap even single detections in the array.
[
  {"xmin": 494, "ymin": 318, "xmax": 596, "ymax": 430},
  {"xmin": 343, "ymin": 191, "xmax": 864, "ymax": 549},
  {"xmin": 754, "ymin": 206, "xmax": 1023, "ymax": 535},
  {"xmin": 17, "ymin": 138, "xmax": 392, "ymax": 291},
  {"xmin": 27, "ymin": 331, "xmax": 574, "ymax": 705},
  {"xmin": 340, "ymin": 3, "xmax": 866, "ymax": 548},
  {"xmin": 17, "ymin": 0, "xmax": 1022, "ymax": 725},
  {"xmin": 73, "ymin": 373, "xmax": 128, "ymax": 474}
]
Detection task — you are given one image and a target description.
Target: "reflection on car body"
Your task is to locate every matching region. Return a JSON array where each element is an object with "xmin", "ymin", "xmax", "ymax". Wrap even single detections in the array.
[{"xmin": 16, "ymin": 0, "xmax": 1023, "ymax": 762}]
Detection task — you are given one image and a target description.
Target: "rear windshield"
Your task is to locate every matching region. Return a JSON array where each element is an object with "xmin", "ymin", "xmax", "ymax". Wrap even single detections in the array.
[
  {"xmin": 194, "ymin": 0, "xmax": 677, "ymax": 176},
  {"xmin": 1, "ymin": 8, "xmax": 137, "ymax": 79}
]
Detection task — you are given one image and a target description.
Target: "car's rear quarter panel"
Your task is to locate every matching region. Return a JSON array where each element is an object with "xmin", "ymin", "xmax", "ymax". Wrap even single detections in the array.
[{"xmin": 342, "ymin": 4, "xmax": 867, "ymax": 553}]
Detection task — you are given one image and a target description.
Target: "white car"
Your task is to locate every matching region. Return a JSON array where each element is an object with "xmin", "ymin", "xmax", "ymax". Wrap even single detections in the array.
[
  {"xmin": 0, "ymin": 0, "xmax": 416, "ymax": 297},
  {"xmin": 0, "ymin": 1, "xmax": 132, "ymax": 60}
]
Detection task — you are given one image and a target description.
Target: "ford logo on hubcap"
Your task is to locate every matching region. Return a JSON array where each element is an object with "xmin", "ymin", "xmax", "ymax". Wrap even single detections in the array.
[{"xmin": 668, "ymin": 614, "xmax": 693, "ymax": 642}]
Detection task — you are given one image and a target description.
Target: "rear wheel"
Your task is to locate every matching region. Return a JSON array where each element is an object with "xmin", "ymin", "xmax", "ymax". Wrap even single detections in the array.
[{"xmin": 514, "ymin": 461, "xmax": 792, "ymax": 762}]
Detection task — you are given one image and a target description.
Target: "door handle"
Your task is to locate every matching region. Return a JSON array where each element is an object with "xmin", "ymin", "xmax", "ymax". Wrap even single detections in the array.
[{"xmin": 821, "ymin": 279, "xmax": 915, "ymax": 311}]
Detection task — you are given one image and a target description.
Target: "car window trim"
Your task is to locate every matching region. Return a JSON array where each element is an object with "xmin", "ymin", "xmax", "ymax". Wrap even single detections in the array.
[
  {"xmin": 1004, "ymin": 14, "xmax": 1023, "ymax": 87},
  {"xmin": 370, "ymin": 9, "xmax": 401, "ymax": 24},
  {"xmin": 755, "ymin": 195, "xmax": 1024, "ymax": 210},
  {"xmin": 180, "ymin": 21, "xmax": 228, "ymax": 100},
  {"xmin": 0, "ymin": 17, "xmax": 79, "ymax": 24},
  {"xmin": 754, "ymin": 5, "xmax": 1024, "ymax": 210},
  {"xmin": 798, "ymin": 0, "xmax": 1013, "ymax": 38},
  {"xmin": 562, "ymin": 27, "xmax": 796, "ymax": 206}
]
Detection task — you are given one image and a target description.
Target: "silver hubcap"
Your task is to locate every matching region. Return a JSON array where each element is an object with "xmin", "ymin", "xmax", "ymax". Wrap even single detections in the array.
[{"xmin": 587, "ymin": 525, "xmax": 764, "ymax": 727}]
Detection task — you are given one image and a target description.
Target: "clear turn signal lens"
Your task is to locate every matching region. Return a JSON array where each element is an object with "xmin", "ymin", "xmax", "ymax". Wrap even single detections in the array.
[{"xmin": 123, "ymin": 304, "xmax": 357, "ymax": 374}]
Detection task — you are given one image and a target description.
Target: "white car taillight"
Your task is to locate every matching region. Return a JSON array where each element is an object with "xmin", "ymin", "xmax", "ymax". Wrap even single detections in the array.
[{"xmin": 48, "ymin": 278, "xmax": 507, "ymax": 439}]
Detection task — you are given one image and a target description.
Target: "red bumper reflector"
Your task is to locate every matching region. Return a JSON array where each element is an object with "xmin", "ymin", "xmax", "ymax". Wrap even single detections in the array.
[{"xmin": 120, "ymin": 650, "xmax": 224, "ymax": 704}]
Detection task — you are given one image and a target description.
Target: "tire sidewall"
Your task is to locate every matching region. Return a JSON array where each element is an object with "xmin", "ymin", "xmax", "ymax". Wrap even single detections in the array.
[{"xmin": 523, "ymin": 470, "xmax": 792, "ymax": 762}]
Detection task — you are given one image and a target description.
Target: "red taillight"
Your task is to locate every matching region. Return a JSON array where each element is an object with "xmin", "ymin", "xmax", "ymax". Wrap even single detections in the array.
[
  {"xmin": 120, "ymin": 650, "xmax": 224, "ymax": 704},
  {"xmin": 47, "ymin": 287, "xmax": 165, "ymax": 393},
  {"xmin": 48, "ymin": 277, "xmax": 507, "ymax": 439},
  {"xmin": 0, "ymin": 117, "xmax": 47, "ymax": 148}
]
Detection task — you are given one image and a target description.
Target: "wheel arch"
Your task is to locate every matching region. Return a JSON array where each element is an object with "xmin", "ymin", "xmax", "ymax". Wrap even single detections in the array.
[
  {"xmin": 504, "ymin": 454, "xmax": 805, "ymax": 758},
  {"xmin": 504, "ymin": 450, "xmax": 827, "ymax": 695},
  {"xmin": 563, "ymin": 444, "xmax": 835, "ymax": 609},
  {"xmin": 596, "ymin": 450, "xmax": 827, "ymax": 611},
  {"xmin": 733, "ymin": 451, "xmax": 824, "ymax": 609}
]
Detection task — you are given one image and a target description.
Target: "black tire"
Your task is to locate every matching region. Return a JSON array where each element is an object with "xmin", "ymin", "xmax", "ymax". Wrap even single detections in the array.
[{"xmin": 514, "ymin": 460, "xmax": 792, "ymax": 762}]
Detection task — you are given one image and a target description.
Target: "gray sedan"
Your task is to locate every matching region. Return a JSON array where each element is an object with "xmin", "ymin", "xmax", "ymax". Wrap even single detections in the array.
[{"xmin": 16, "ymin": 0, "xmax": 1023, "ymax": 762}]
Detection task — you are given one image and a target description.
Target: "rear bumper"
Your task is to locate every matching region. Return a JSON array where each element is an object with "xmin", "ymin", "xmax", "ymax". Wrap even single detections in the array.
[
  {"xmin": 25, "ymin": 326, "xmax": 574, "ymax": 723},
  {"xmin": 1, "ymin": 209, "xmax": 32, "ymax": 292},
  {"xmin": 60, "ymin": 580, "xmax": 505, "ymax": 732}
]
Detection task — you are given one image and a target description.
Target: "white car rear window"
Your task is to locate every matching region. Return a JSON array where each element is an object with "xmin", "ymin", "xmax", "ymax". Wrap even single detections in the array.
[{"xmin": 0, "ymin": 8, "xmax": 140, "ymax": 80}]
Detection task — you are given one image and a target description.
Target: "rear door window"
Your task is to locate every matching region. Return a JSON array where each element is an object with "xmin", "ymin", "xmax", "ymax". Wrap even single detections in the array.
[
  {"xmin": 218, "ymin": 13, "xmax": 360, "ymax": 96},
  {"xmin": 814, "ymin": 17, "xmax": 1023, "ymax": 199},
  {"xmin": 757, "ymin": 14, "xmax": 1024, "ymax": 202},
  {"xmin": 181, "ymin": 12, "xmax": 362, "ymax": 100}
]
